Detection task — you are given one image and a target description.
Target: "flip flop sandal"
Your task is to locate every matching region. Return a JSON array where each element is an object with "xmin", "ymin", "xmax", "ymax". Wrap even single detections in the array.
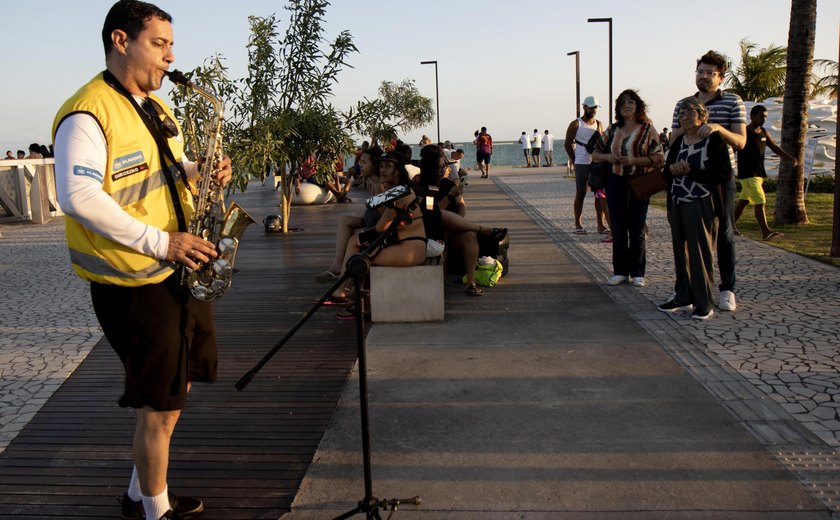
[
  {"xmin": 314, "ymin": 295, "xmax": 350, "ymax": 306},
  {"xmin": 466, "ymin": 285, "xmax": 483, "ymax": 296},
  {"xmin": 574, "ymin": 228, "xmax": 587, "ymax": 234}
]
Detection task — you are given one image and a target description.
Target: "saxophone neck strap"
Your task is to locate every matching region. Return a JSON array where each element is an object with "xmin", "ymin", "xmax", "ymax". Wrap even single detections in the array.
[{"xmin": 102, "ymin": 69, "xmax": 188, "ymax": 232}]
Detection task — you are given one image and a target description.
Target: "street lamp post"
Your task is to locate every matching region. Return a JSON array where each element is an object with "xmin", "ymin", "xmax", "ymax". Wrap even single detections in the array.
[
  {"xmin": 566, "ymin": 51, "xmax": 581, "ymax": 118},
  {"xmin": 587, "ymin": 17, "xmax": 613, "ymax": 119},
  {"xmin": 420, "ymin": 60, "xmax": 440, "ymax": 144}
]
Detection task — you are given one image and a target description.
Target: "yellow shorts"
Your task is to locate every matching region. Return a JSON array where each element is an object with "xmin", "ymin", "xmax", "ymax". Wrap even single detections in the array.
[{"xmin": 738, "ymin": 177, "xmax": 766, "ymax": 205}]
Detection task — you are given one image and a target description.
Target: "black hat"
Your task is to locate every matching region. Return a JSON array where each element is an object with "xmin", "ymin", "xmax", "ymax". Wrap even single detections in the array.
[{"xmin": 376, "ymin": 150, "xmax": 405, "ymax": 165}]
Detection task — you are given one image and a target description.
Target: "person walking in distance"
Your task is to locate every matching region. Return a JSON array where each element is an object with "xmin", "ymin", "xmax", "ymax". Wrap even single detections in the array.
[
  {"xmin": 670, "ymin": 50, "xmax": 746, "ymax": 312},
  {"xmin": 475, "ymin": 126, "xmax": 493, "ymax": 178},
  {"xmin": 733, "ymin": 104, "xmax": 796, "ymax": 240},
  {"xmin": 564, "ymin": 96, "xmax": 609, "ymax": 234},
  {"xmin": 53, "ymin": 1, "xmax": 233, "ymax": 518}
]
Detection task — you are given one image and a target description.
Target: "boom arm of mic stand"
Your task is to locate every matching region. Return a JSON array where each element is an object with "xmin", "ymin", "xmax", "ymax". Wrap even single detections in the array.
[
  {"xmin": 236, "ymin": 271, "xmax": 352, "ymax": 390},
  {"xmin": 236, "ymin": 193, "xmax": 420, "ymax": 391}
]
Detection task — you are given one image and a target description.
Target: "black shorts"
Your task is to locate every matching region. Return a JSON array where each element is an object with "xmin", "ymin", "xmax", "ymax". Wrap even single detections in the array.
[
  {"xmin": 531, "ymin": 148, "xmax": 541, "ymax": 156},
  {"xmin": 91, "ymin": 275, "xmax": 218, "ymax": 411},
  {"xmin": 477, "ymin": 151, "xmax": 491, "ymax": 164}
]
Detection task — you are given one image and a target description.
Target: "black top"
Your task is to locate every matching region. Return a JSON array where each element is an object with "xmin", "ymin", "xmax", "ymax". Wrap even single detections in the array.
[
  {"xmin": 412, "ymin": 178, "xmax": 456, "ymax": 241},
  {"xmin": 736, "ymin": 127, "xmax": 768, "ymax": 179},
  {"xmin": 663, "ymin": 132, "xmax": 732, "ymax": 216}
]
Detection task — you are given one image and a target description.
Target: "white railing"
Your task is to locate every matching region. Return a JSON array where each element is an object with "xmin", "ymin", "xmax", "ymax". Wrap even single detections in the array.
[{"xmin": 0, "ymin": 159, "xmax": 61, "ymax": 224}]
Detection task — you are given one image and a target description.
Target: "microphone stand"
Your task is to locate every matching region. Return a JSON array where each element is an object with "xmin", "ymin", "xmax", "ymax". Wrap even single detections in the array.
[{"xmin": 237, "ymin": 195, "xmax": 422, "ymax": 520}]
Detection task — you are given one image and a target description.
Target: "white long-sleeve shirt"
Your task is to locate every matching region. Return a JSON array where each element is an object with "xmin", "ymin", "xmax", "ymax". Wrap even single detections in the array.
[{"xmin": 54, "ymin": 110, "xmax": 198, "ymax": 261}]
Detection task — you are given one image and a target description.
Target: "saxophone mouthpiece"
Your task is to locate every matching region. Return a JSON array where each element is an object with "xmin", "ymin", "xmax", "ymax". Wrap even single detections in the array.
[{"xmin": 165, "ymin": 69, "xmax": 191, "ymax": 87}]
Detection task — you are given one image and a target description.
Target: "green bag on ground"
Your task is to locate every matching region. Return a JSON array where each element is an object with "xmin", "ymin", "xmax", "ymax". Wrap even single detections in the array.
[{"xmin": 462, "ymin": 259, "xmax": 503, "ymax": 287}]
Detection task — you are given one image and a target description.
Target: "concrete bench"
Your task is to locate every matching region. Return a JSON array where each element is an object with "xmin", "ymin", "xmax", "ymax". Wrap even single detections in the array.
[{"xmin": 369, "ymin": 260, "xmax": 444, "ymax": 323}]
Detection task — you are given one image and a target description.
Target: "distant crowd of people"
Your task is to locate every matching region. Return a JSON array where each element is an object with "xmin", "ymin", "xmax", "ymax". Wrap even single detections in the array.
[
  {"xmin": 4, "ymin": 143, "xmax": 53, "ymax": 160},
  {"xmin": 517, "ymin": 129, "xmax": 556, "ymax": 168}
]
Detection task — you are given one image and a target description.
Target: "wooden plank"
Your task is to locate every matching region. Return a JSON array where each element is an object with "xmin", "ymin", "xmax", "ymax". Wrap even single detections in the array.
[{"xmin": 0, "ymin": 185, "xmax": 367, "ymax": 518}]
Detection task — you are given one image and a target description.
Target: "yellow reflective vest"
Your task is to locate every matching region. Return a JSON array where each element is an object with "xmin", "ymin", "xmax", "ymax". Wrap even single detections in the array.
[{"xmin": 52, "ymin": 72, "xmax": 195, "ymax": 286}]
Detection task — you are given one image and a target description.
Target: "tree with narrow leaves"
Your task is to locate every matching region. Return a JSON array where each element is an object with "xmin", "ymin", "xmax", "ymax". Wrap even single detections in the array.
[
  {"xmin": 347, "ymin": 79, "xmax": 434, "ymax": 146},
  {"xmin": 170, "ymin": 1, "xmax": 358, "ymax": 232}
]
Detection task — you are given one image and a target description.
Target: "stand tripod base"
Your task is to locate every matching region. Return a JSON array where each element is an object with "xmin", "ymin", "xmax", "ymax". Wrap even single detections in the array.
[{"xmin": 334, "ymin": 496, "xmax": 422, "ymax": 520}]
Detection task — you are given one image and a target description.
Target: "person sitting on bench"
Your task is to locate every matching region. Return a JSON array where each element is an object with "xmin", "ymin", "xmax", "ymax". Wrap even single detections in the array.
[
  {"xmin": 329, "ymin": 150, "xmax": 426, "ymax": 304},
  {"xmin": 314, "ymin": 146, "xmax": 384, "ymax": 283},
  {"xmin": 415, "ymin": 145, "xmax": 507, "ymax": 296}
]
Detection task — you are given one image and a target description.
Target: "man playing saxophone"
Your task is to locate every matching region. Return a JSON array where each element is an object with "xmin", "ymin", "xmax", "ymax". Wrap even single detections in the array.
[{"xmin": 53, "ymin": 1, "xmax": 230, "ymax": 518}]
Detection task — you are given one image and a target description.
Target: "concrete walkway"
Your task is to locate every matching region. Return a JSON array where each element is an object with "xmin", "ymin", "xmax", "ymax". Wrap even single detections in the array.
[
  {"xmin": 281, "ymin": 168, "xmax": 839, "ymax": 519},
  {"xmin": 2, "ymin": 168, "xmax": 840, "ymax": 518}
]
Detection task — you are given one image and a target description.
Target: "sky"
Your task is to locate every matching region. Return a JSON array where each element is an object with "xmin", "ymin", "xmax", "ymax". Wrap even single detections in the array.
[{"xmin": 1, "ymin": 0, "xmax": 838, "ymax": 154}]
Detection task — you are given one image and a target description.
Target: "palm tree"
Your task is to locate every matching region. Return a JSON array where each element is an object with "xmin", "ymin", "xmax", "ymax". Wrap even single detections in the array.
[
  {"xmin": 812, "ymin": 59, "xmax": 838, "ymax": 100},
  {"xmin": 725, "ymin": 39, "xmax": 788, "ymax": 102},
  {"xmin": 774, "ymin": 0, "xmax": 816, "ymax": 225}
]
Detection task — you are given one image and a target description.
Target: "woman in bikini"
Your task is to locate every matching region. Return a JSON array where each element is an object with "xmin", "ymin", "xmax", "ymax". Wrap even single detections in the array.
[{"xmin": 330, "ymin": 151, "xmax": 426, "ymax": 303}]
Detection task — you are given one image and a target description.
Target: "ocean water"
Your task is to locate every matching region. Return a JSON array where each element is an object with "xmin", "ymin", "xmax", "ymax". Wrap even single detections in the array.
[{"xmin": 410, "ymin": 140, "xmax": 570, "ymax": 169}]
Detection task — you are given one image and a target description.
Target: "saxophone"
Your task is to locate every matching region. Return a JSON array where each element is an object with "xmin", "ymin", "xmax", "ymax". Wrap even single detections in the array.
[{"xmin": 167, "ymin": 69, "xmax": 255, "ymax": 301}]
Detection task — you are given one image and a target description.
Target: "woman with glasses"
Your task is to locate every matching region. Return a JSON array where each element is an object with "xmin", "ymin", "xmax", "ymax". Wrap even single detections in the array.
[
  {"xmin": 657, "ymin": 97, "xmax": 732, "ymax": 320},
  {"xmin": 591, "ymin": 89, "xmax": 663, "ymax": 289}
]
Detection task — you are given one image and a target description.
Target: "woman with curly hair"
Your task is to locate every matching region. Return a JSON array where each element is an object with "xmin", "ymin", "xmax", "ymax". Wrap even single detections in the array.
[{"xmin": 592, "ymin": 89, "xmax": 663, "ymax": 288}]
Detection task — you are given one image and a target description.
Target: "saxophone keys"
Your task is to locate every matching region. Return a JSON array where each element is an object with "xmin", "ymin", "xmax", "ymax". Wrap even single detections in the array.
[
  {"xmin": 212, "ymin": 258, "xmax": 231, "ymax": 276},
  {"xmin": 217, "ymin": 237, "xmax": 235, "ymax": 254}
]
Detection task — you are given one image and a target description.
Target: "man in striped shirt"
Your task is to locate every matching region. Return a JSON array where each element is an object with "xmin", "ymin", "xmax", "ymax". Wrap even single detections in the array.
[{"xmin": 670, "ymin": 50, "xmax": 746, "ymax": 312}]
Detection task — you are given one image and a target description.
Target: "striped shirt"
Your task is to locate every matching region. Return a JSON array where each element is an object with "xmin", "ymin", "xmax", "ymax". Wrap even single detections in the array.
[{"xmin": 671, "ymin": 90, "xmax": 746, "ymax": 168}]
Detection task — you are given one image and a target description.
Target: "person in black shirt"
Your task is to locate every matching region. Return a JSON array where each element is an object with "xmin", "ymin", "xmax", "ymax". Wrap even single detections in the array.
[{"xmin": 733, "ymin": 105, "xmax": 797, "ymax": 240}]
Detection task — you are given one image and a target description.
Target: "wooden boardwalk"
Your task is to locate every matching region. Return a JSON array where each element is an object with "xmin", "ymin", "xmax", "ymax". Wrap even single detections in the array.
[{"xmin": 0, "ymin": 183, "xmax": 367, "ymax": 519}]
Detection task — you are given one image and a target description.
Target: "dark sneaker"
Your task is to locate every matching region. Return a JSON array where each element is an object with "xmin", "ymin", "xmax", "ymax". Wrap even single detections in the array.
[
  {"xmin": 120, "ymin": 492, "xmax": 204, "ymax": 519},
  {"xmin": 657, "ymin": 300, "xmax": 693, "ymax": 313}
]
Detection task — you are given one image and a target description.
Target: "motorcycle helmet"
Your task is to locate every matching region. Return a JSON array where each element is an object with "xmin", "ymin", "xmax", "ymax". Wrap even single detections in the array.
[{"xmin": 263, "ymin": 214, "xmax": 283, "ymax": 232}]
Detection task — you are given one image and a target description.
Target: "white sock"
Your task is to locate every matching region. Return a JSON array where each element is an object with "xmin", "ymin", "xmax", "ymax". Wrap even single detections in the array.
[
  {"xmin": 141, "ymin": 486, "xmax": 171, "ymax": 520},
  {"xmin": 127, "ymin": 466, "xmax": 142, "ymax": 502}
]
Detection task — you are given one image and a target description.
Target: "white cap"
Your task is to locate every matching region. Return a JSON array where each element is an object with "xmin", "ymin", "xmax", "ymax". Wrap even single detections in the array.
[{"xmin": 583, "ymin": 96, "xmax": 600, "ymax": 108}]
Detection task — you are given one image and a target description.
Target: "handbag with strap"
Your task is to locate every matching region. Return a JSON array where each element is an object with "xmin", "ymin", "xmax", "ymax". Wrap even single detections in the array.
[
  {"xmin": 629, "ymin": 166, "xmax": 667, "ymax": 200},
  {"xmin": 587, "ymin": 125, "xmax": 614, "ymax": 191}
]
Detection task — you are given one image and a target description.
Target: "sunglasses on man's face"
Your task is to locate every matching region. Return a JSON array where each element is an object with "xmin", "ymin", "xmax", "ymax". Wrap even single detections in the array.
[{"xmin": 141, "ymin": 97, "xmax": 180, "ymax": 139}]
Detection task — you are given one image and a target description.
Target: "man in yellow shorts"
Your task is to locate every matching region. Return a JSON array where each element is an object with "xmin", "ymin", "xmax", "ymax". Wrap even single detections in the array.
[{"xmin": 733, "ymin": 105, "xmax": 797, "ymax": 240}]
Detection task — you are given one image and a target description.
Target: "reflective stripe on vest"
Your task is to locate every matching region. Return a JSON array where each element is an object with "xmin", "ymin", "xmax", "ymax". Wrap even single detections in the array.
[{"xmin": 53, "ymin": 72, "xmax": 193, "ymax": 286}]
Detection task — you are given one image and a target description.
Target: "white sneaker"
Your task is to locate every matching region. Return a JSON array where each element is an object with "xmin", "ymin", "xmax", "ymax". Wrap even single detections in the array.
[
  {"xmin": 632, "ymin": 277, "xmax": 645, "ymax": 287},
  {"xmin": 606, "ymin": 275, "xmax": 629, "ymax": 286},
  {"xmin": 691, "ymin": 308, "xmax": 714, "ymax": 320},
  {"xmin": 719, "ymin": 290, "xmax": 737, "ymax": 311}
]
